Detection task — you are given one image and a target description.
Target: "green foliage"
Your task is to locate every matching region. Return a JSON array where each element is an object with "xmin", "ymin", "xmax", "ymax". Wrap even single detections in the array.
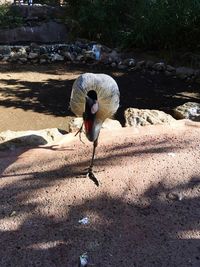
[
  {"xmin": 66, "ymin": 0, "xmax": 200, "ymax": 51},
  {"xmin": 123, "ymin": 0, "xmax": 200, "ymax": 50},
  {"xmin": 66, "ymin": 0, "xmax": 133, "ymax": 46},
  {"xmin": 0, "ymin": 4, "xmax": 23, "ymax": 29}
]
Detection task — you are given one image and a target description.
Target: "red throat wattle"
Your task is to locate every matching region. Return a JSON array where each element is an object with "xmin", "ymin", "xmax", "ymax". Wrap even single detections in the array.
[{"xmin": 84, "ymin": 120, "xmax": 93, "ymax": 134}]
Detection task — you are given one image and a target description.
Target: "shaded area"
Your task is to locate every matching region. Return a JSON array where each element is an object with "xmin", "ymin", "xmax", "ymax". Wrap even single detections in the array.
[
  {"xmin": 0, "ymin": 63, "xmax": 200, "ymax": 128},
  {"xmin": 0, "ymin": 179, "xmax": 199, "ymax": 266},
  {"xmin": 0, "ymin": 124, "xmax": 200, "ymax": 266}
]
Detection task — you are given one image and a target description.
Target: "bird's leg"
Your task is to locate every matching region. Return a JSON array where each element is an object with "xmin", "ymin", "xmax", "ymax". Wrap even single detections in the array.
[
  {"xmin": 74, "ymin": 123, "xmax": 85, "ymax": 144},
  {"xmin": 87, "ymin": 138, "xmax": 99, "ymax": 186},
  {"xmin": 88, "ymin": 138, "xmax": 98, "ymax": 172}
]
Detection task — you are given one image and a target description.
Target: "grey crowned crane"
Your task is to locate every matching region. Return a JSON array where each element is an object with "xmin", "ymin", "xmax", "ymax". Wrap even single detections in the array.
[{"xmin": 70, "ymin": 73, "xmax": 120, "ymax": 185}]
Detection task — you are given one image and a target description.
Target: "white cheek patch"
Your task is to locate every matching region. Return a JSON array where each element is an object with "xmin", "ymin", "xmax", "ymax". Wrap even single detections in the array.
[{"xmin": 91, "ymin": 102, "xmax": 99, "ymax": 114}]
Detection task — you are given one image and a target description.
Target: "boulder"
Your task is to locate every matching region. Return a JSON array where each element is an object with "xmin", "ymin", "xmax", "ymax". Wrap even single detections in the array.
[
  {"xmin": 0, "ymin": 45, "xmax": 11, "ymax": 55},
  {"xmin": 28, "ymin": 52, "xmax": 39, "ymax": 59},
  {"xmin": 68, "ymin": 117, "xmax": 83, "ymax": 133},
  {"xmin": 153, "ymin": 62, "xmax": 166, "ymax": 71},
  {"xmin": 173, "ymin": 102, "xmax": 200, "ymax": 121},
  {"xmin": 102, "ymin": 118, "xmax": 122, "ymax": 130},
  {"xmin": 166, "ymin": 65, "xmax": 176, "ymax": 72},
  {"xmin": 125, "ymin": 108, "xmax": 176, "ymax": 127},
  {"xmin": 123, "ymin": 58, "xmax": 136, "ymax": 67},
  {"xmin": 0, "ymin": 128, "xmax": 64, "ymax": 150},
  {"xmin": 51, "ymin": 53, "xmax": 64, "ymax": 62},
  {"xmin": 68, "ymin": 118, "xmax": 121, "ymax": 133}
]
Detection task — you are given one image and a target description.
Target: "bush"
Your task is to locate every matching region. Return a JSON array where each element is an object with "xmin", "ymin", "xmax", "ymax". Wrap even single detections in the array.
[
  {"xmin": 66, "ymin": 0, "xmax": 200, "ymax": 51},
  {"xmin": 0, "ymin": 4, "xmax": 23, "ymax": 29},
  {"xmin": 66, "ymin": 0, "xmax": 133, "ymax": 46},
  {"xmin": 123, "ymin": 0, "xmax": 200, "ymax": 50}
]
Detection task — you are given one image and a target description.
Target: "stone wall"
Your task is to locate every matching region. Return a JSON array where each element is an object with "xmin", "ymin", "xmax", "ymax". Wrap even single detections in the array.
[
  {"xmin": 0, "ymin": 4, "xmax": 68, "ymax": 44},
  {"xmin": 0, "ymin": 21, "xmax": 68, "ymax": 44},
  {"xmin": 0, "ymin": 41, "xmax": 200, "ymax": 85}
]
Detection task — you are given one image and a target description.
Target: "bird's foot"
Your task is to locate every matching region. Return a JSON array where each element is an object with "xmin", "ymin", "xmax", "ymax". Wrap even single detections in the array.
[
  {"xmin": 85, "ymin": 167, "xmax": 99, "ymax": 187},
  {"xmin": 76, "ymin": 167, "xmax": 101, "ymax": 186}
]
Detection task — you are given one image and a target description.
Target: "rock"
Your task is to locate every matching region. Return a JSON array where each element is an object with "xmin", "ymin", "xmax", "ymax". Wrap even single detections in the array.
[
  {"xmin": 63, "ymin": 51, "xmax": 75, "ymax": 62},
  {"xmin": 0, "ymin": 45, "xmax": 11, "ymax": 55},
  {"xmin": 136, "ymin": 60, "xmax": 146, "ymax": 69},
  {"xmin": 51, "ymin": 53, "xmax": 64, "ymax": 62},
  {"xmin": 2, "ymin": 55, "xmax": 9, "ymax": 62},
  {"xmin": 117, "ymin": 63, "xmax": 127, "ymax": 70},
  {"xmin": 39, "ymin": 53, "xmax": 49, "ymax": 60},
  {"xmin": 92, "ymin": 48, "xmax": 120, "ymax": 65},
  {"xmin": 28, "ymin": 52, "xmax": 39, "ymax": 59},
  {"xmin": 19, "ymin": 57, "xmax": 28, "ymax": 63},
  {"xmin": 153, "ymin": 62, "xmax": 166, "ymax": 71},
  {"xmin": 18, "ymin": 47, "xmax": 28, "ymax": 57},
  {"xmin": 166, "ymin": 65, "xmax": 176, "ymax": 72},
  {"xmin": 68, "ymin": 118, "xmax": 121, "ymax": 133},
  {"xmin": 102, "ymin": 118, "xmax": 122, "ymax": 129},
  {"xmin": 76, "ymin": 54, "xmax": 85, "ymax": 62},
  {"xmin": 0, "ymin": 128, "xmax": 64, "ymax": 150},
  {"xmin": 166, "ymin": 192, "xmax": 183, "ymax": 201},
  {"xmin": 124, "ymin": 108, "xmax": 176, "ymax": 127},
  {"xmin": 123, "ymin": 58, "xmax": 136, "ymax": 67},
  {"xmin": 165, "ymin": 70, "xmax": 174, "ymax": 77},
  {"xmin": 9, "ymin": 51, "xmax": 19, "ymax": 62},
  {"xmin": 39, "ymin": 58, "xmax": 47, "ymax": 64},
  {"xmin": 173, "ymin": 102, "xmax": 200, "ymax": 121},
  {"xmin": 68, "ymin": 117, "xmax": 83, "ymax": 133},
  {"xmin": 176, "ymin": 67, "xmax": 194, "ymax": 79},
  {"xmin": 84, "ymin": 50, "xmax": 96, "ymax": 61},
  {"xmin": 111, "ymin": 62, "xmax": 117, "ymax": 68}
]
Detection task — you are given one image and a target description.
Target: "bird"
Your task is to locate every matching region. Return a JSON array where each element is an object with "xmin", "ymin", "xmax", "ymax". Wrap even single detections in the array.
[{"xmin": 70, "ymin": 73, "xmax": 120, "ymax": 185}]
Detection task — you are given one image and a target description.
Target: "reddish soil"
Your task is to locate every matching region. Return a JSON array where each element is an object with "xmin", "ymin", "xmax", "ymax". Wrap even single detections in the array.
[
  {"xmin": 0, "ymin": 120, "xmax": 200, "ymax": 267},
  {"xmin": 0, "ymin": 63, "xmax": 200, "ymax": 267}
]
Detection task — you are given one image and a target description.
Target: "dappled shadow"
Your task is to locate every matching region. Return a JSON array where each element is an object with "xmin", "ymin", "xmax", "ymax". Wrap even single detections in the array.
[
  {"xmin": 0, "ymin": 177, "xmax": 199, "ymax": 266},
  {"xmin": 0, "ymin": 132, "xmax": 191, "ymax": 181},
  {"xmin": 0, "ymin": 78, "xmax": 74, "ymax": 117},
  {"xmin": 0, "ymin": 64, "xmax": 200, "ymax": 126},
  {"xmin": 0, "ymin": 125, "xmax": 200, "ymax": 265}
]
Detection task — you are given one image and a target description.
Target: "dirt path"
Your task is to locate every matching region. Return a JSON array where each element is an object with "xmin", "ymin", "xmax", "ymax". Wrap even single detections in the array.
[{"xmin": 0, "ymin": 120, "xmax": 200, "ymax": 267}]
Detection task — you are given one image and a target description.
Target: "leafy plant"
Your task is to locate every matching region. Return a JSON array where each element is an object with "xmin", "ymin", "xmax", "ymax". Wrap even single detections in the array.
[
  {"xmin": 65, "ymin": 0, "xmax": 200, "ymax": 51},
  {"xmin": 0, "ymin": 4, "xmax": 23, "ymax": 29}
]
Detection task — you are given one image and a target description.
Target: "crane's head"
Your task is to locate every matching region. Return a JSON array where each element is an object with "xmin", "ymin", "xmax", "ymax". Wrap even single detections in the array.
[{"xmin": 83, "ymin": 90, "xmax": 101, "ymax": 142}]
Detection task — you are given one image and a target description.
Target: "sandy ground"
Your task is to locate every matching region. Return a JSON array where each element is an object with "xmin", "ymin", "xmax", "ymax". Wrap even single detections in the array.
[
  {"xmin": 0, "ymin": 63, "xmax": 200, "ymax": 266},
  {"xmin": 0, "ymin": 63, "xmax": 200, "ymax": 132},
  {"xmin": 0, "ymin": 120, "xmax": 200, "ymax": 267}
]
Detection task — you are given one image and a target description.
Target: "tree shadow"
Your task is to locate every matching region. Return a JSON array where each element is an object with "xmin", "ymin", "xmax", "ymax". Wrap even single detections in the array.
[
  {"xmin": 0, "ymin": 177, "xmax": 199, "ymax": 266},
  {"xmin": 0, "ymin": 64, "xmax": 200, "ymax": 126},
  {"xmin": 0, "ymin": 125, "xmax": 200, "ymax": 266}
]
